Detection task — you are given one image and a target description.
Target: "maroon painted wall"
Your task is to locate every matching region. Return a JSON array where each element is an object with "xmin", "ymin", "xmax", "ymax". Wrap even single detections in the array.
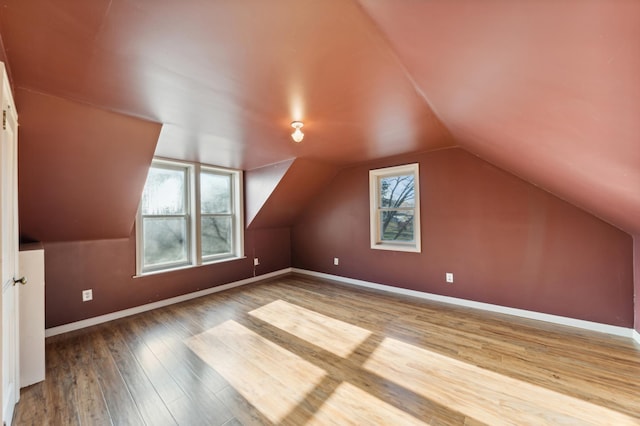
[
  {"xmin": 0, "ymin": 31, "xmax": 13, "ymax": 87},
  {"xmin": 246, "ymin": 159, "xmax": 294, "ymax": 227},
  {"xmin": 247, "ymin": 158, "xmax": 338, "ymax": 230},
  {"xmin": 292, "ymin": 148, "xmax": 634, "ymax": 327},
  {"xmin": 17, "ymin": 89, "xmax": 160, "ymax": 242},
  {"xmin": 44, "ymin": 227, "xmax": 290, "ymax": 328},
  {"xmin": 634, "ymin": 236, "xmax": 640, "ymax": 333}
]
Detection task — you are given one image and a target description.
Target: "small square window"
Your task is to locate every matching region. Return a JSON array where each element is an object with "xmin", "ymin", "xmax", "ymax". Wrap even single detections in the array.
[{"xmin": 369, "ymin": 163, "xmax": 421, "ymax": 252}]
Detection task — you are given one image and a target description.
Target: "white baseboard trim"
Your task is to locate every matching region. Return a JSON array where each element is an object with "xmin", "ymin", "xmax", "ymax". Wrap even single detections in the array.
[
  {"xmin": 633, "ymin": 330, "xmax": 640, "ymax": 345},
  {"xmin": 292, "ymin": 268, "xmax": 635, "ymax": 339},
  {"xmin": 45, "ymin": 268, "xmax": 293, "ymax": 338}
]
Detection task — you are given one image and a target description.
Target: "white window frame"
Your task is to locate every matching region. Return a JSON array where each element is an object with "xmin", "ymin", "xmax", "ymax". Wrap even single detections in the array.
[
  {"xmin": 136, "ymin": 158, "xmax": 244, "ymax": 276},
  {"xmin": 369, "ymin": 163, "xmax": 421, "ymax": 253},
  {"xmin": 199, "ymin": 165, "xmax": 243, "ymax": 264}
]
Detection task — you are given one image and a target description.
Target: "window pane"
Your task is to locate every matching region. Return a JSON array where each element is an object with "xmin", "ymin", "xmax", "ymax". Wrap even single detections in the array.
[
  {"xmin": 143, "ymin": 217, "xmax": 188, "ymax": 267},
  {"xmin": 380, "ymin": 175, "xmax": 415, "ymax": 208},
  {"xmin": 380, "ymin": 211, "xmax": 415, "ymax": 242},
  {"xmin": 142, "ymin": 167, "xmax": 186, "ymax": 215},
  {"xmin": 201, "ymin": 172, "xmax": 231, "ymax": 214},
  {"xmin": 202, "ymin": 216, "xmax": 232, "ymax": 257}
]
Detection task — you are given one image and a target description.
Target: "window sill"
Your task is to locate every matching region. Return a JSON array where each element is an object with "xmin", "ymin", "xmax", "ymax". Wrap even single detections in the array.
[
  {"xmin": 133, "ymin": 255, "xmax": 247, "ymax": 278},
  {"xmin": 371, "ymin": 243, "xmax": 421, "ymax": 253}
]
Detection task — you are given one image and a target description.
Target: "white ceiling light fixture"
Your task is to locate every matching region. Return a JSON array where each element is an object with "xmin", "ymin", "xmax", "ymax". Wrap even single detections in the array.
[{"xmin": 291, "ymin": 121, "xmax": 304, "ymax": 143}]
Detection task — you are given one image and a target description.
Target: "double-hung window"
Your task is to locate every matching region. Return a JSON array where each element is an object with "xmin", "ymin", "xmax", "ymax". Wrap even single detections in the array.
[
  {"xmin": 369, "ymin": 163, "xmax": 421, "ymax": 252},
  {"xmin": 136, "ymin": 158, "xmax": 243, "ymax": 275},
  {"xmin": 200, "ymin": 168, "xmax": 235, "ymax": 261}
]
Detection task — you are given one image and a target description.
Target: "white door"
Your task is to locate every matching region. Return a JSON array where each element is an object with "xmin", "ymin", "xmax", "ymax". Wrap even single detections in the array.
[{"xmin": 0, "ymin": 64, "xmax": 19, "ymax": 426}]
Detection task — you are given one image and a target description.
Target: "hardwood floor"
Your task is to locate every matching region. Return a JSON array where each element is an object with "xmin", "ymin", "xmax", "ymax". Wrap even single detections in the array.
[{"xmin": 13, "ymin": 273, "xmax": 640, "ymax": 425}]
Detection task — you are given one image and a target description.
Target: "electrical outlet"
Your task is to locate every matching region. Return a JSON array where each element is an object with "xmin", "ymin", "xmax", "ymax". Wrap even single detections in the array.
[
  {"xmin": 334, "ymin": 257, "xmax": 339, "ymax": 266},
  {"xmin": 82, "ymin": 289, "xmax": 93, "ymax": 302},
  {"xmin": 445, "ymin": 273, "xmax": 454, "ymax": 283},
  {"xmin": 253, "ymin": 257, "xmax": 260, "ymax": 266}
]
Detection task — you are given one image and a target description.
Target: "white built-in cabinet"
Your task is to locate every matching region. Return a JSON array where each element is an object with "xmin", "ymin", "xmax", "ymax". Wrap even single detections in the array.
[{"xmin": 18, "ymin": 246, "xmax": 45, "ymax": 387}]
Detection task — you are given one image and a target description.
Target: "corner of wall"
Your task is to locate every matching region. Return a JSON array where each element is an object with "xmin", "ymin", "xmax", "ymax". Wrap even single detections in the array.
[{"xmin": 0, "ymin": 29, "xmax": 14, "ymax": 89}]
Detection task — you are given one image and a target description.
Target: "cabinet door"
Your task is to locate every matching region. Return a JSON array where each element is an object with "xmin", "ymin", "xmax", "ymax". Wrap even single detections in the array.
[{"xmin": 19, "ymin": 249, "xmax": 45, "ymax": 387}]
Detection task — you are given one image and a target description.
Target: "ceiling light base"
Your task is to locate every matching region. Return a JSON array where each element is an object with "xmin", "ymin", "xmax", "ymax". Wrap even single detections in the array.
[{"xmin": 291, "ymin": 121, "xmax": 304, "ymax": 143}]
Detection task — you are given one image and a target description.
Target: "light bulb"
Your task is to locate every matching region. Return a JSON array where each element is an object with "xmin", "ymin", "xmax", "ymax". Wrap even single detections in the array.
[{"xmin": 291, "ymin": 121, "xmax": 304, "ymax": 143}]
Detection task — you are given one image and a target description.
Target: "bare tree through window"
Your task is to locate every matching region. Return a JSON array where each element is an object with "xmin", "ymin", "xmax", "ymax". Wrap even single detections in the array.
[
  {"xmin": 141, "ymin": 166, "xmax": 189, "ymax": 268},
  {"xmin": 380, "ymin": 174, "xmax": 415, "ymax": 241},
  {"xmin": 137, "ymin": 159, "xmax": 243, "ymax": 274},
  {"xmin": 201, "ymin": 171, "xmax": 233, "ymax": 257},
  {"xmin": 370, "ymin": 163, "xmax": 421, "ymax": 252}
]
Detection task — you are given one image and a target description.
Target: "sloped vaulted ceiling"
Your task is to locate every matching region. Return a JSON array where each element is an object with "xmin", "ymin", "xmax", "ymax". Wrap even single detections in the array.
[
  {"xmin": 358, "ymin": 0, "xmax": 640, "ymax": 234},
  {"xmin": 1, "ymin": 0, "xmax": 639, "ymax": 239},
  {"xmin": 17, "ymin": 88, "xmax": 160, "ymax": 242},
  {"xmin": 0, "ymin": 0, "xmax": 451, "ymax": 169}
]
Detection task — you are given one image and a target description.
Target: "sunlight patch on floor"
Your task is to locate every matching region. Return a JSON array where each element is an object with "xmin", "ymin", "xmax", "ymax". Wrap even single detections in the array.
[
  {"xmin": 364, "ymin": 337, "xmax": 638, "ymax": 425},
  {"xmin": 187, "ymin": 300, "xmax": 638, "ymax": 425},
  {"xmin": 308, "ymin": 382, "xmax": 427, "ymax": 425},
  {"xmin": 186, "ymin": 320, "xmax": 326, "ymax": 423},
  {"xmin": 249, "ymin": 299, "xmax": 372, "ymax": 357}
]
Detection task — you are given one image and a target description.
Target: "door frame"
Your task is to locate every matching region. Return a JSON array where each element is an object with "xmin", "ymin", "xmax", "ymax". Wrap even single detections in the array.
[{"xmin": 0, "ymin": 61, "xmax": 20, "ymax": 426}]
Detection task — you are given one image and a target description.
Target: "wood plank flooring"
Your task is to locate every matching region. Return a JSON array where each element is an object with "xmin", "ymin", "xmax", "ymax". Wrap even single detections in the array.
[{"xmin": 12, "ymin": 273, "xmax": 640, "ymax": 425}]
